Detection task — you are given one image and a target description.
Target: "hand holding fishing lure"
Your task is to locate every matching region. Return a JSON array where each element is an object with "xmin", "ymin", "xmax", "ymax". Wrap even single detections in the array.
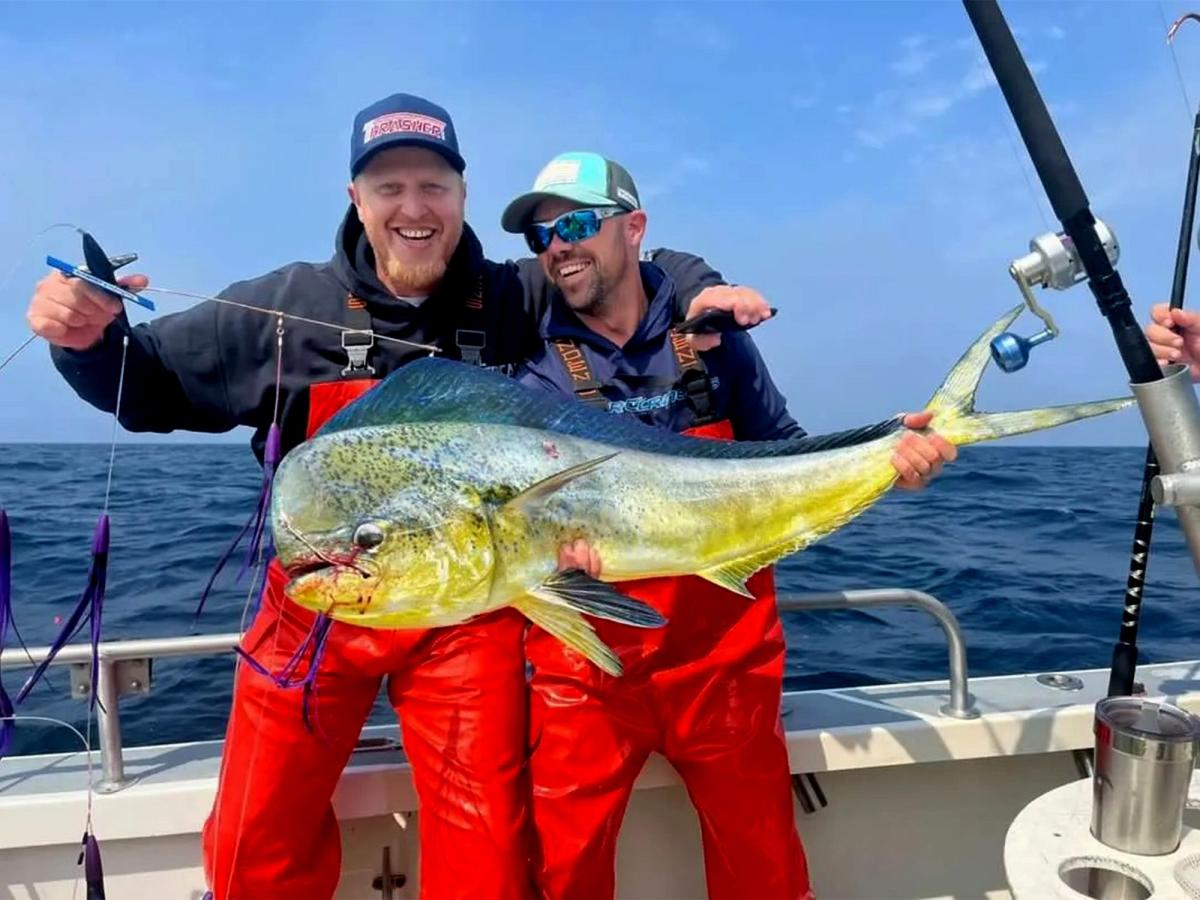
[{"xmin": 28, "ymin": 233, "xmax": 149, "ymax": 351}]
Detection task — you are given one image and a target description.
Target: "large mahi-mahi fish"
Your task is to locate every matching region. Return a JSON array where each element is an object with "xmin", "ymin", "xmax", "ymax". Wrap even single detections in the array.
[{"xmin": 269, "ymin": 306, "xmax": 1133, "ymax": 674}]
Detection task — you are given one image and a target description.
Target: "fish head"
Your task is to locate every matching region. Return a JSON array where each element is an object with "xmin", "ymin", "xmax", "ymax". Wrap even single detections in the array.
[{"xmin": 269, "ymin": 433, "xmax": 496, "ymax": 622}]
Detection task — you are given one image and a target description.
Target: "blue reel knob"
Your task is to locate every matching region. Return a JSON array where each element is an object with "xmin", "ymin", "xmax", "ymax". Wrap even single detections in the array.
[{"xmin": 989, "ymin": 329, "xmax": 1055, "ymax": 373}]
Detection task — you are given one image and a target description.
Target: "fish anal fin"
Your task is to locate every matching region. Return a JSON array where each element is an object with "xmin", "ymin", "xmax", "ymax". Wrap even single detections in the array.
[
  {"xmin": 696, "ymin": 566, "xmax": 755, "ymax": 598},
  {"xmin": 514, "ymin": 594, "xmax": 623, "ymax": 676},
  {"xmin": 697, "ymin": 539, "xmax": 808, "ymax": 598}
]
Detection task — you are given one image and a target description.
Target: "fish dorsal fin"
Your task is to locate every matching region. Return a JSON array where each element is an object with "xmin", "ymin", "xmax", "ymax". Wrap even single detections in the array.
[
  {"xmin": 317, "ymin": 358, "xmax": 900, "ymax": 460},
  {"xmin": 502, "ymin": 453, "xmax": 619, "ymax": 513}
]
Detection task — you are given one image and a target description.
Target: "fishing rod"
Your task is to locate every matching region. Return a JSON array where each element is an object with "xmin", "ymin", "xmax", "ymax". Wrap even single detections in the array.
[
  {"xmin": 962, "ymin": 0, "xmax": 1200, "ymax": 696},
  {"xmin": 963, "ymin": 0, "xmax": 1160, "ymax": 382}
]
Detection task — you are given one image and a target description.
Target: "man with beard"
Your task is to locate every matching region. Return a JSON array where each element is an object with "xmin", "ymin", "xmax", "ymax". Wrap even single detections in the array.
[
  {"xmin": 24, "ymin": 95, "xmax": 761, "ymax": 900},
  {"xmin": 504, "ymin": 152, "xmax": 955, "ymax": 900}
]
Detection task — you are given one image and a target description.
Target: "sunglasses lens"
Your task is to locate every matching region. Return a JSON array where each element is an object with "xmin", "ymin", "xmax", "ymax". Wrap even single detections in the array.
[
  {"xmin": 526, "ymin": 209, "xmax": 611, "ymax": 254},
  {"xmin": 525, "ymin": 225, "xmax": 553, "ymax": 254},
  {"xmin": 557, "ymin": 210, "xmax": 600, "ymax": 244}
]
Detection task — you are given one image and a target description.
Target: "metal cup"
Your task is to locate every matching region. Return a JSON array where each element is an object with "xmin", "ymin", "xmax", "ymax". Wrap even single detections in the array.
[{"xmin": 1091, "ymin": 697, "xmax": 1198, "ymax": 855}]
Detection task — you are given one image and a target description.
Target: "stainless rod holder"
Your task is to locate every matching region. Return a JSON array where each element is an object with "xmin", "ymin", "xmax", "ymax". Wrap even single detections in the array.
[{"xmin": 1131, "ymin": 363, "xmax": 1200, "ymax": 574}]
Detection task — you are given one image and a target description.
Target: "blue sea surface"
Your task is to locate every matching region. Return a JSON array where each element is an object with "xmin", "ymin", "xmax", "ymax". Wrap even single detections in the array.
[{"xmin": 1, "ymin": 443, "xmax": 1198, "ymax": 756}]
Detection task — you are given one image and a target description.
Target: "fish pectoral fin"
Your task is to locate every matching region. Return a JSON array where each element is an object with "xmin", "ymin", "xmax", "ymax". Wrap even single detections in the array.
[
  {"xmin": 697, "ymin": 540, "xmax": 808, "ymax": 598},
  {"xmin": 502, "ymin": 453, "xmax": 620, "ymax": 513},
  {"xmin": 514, "ymin": 594, "xmax": 624, "ymax": 676},
  {"xmin": 532, "ymin": 569, "xmax": 666, "ymax": 628}
]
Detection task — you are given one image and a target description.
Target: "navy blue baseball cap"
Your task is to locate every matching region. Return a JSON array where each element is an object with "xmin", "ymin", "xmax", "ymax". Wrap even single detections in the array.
[{"xmin": 349, "ymin": 93, "xmax": 465, "ymax": 177}]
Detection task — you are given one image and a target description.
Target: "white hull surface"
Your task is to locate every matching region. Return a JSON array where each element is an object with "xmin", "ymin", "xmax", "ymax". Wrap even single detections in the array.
[{"xmin": 5, "ymin": 660, "xmax": 1198, "ymax": 899}]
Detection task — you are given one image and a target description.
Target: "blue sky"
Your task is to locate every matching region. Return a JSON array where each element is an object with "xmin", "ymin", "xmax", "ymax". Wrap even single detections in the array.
[{"xmin": 2, "ymin": 0, "xmax": 1200, "ymax": 445}]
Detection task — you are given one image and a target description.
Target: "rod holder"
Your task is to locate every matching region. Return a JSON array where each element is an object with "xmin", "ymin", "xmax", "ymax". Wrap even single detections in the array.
[
  {"xmin": 1131, "ymin": 364, "xmax": 1200, "ymax": 574},
  {"xmin": 1151, "ymin": 471, "xmax": 1200, "ymax": 507}
]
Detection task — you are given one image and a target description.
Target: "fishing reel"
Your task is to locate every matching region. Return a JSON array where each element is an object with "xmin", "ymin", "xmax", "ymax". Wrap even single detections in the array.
[{"xmin": 991, "ymin": 220, "xmax": 1120, "ymax": 373}]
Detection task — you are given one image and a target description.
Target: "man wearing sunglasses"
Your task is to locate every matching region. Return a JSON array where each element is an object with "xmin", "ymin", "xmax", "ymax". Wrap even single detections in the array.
[{"xmin": 503, "ymin": 152, "xmax": 956, "ymax": 900}]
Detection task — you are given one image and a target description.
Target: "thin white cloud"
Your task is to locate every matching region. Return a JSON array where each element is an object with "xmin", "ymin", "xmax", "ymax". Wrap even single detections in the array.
[
  {"xmin": 850, "ymin": 41, "xmax": 1047, "ymax": 150},
  {"xmin": 641, "ymin": 155, "xmax": 713, "ymax": 200},
  {"xmin": 789, "ymin": 44, "xmax": 825, "ymax": 112},
  {"xmin": 892, "ymin": 35, "xmax": 937, "ymax": 77}
]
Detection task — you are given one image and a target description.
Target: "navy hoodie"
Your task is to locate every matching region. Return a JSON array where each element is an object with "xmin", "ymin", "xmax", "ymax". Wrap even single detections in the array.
[
  {"xmin": 49, "ymin": 206, "xmax": 726, "ymax": 461},
  {"xmin": 516, "ymin": 263, "xmax": 802, "ymax": 441}
]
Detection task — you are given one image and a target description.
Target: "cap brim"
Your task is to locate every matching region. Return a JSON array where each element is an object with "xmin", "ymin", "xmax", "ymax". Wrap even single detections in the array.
[
  {"xmin": 500, "ymin": 186, "xmax": 619, "ymax": 233},
  {"xmin": 352, "ymin": 135, "xmax": 465, "ymax": 176}
]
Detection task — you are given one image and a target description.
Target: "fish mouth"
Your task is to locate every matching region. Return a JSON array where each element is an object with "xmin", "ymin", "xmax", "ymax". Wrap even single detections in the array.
[
  {"xmin": 277, "ymin": 514, "xmax": 377, "ymax": 580},
  {"xmin": 285, "ymin": 558, "xmax": 336, "ymax": 578},
  {"xmin": 284, "ymin": 553, "xmax": 377, "ymax": 581}
]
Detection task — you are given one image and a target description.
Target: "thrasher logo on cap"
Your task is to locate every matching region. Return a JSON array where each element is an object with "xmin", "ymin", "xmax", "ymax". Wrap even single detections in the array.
[{"xmin": 362, "ymin": 112, "xmax": 447, "ymax": 144}]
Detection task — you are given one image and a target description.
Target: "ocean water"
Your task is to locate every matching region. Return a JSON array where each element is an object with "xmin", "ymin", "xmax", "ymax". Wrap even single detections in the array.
[{"xmin": 1, "ymin": 443, "xmax": 1198, "ymax": 756}]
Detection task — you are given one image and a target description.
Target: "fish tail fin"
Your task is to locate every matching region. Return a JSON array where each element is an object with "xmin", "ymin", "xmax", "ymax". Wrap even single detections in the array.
[{"xmin": 923, "ymin": 304, "xmax": 1134, "ymax": 447}]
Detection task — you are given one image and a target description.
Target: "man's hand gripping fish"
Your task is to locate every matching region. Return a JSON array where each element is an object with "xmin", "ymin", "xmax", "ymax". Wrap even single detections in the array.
[{"xmin": 269, "ymin": 306, "xmax": 1133, "ymax": 675}]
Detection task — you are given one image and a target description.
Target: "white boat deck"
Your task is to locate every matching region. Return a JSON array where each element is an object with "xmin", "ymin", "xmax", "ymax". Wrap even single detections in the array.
[{"xmin": 5, "ymin": 659, "xmax": 1199, "ymax": 835}]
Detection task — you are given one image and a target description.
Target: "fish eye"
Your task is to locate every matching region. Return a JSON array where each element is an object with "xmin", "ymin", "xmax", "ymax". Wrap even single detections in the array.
[{"xmin": 353, "ymin": 523, "xmax": 386, "ymax": 549}]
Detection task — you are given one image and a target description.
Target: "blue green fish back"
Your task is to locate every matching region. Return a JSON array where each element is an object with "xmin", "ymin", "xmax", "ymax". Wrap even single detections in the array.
[{"xmin": 318, "ymin": 357, "xmax": 900, "ymax": 460}]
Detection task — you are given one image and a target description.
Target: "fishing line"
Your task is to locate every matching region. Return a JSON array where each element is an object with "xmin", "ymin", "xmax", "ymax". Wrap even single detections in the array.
[
  {"xmin": 972, "ymin": 48, "xmax": 1053, "ymax": 233},
  {"xmin": 102, "ymin": 339, "xmax": 129, "ymax": 515},
  {"xmin": 215, "ymin": 310, "xmax": 322, "ymax": 899},
  {"xmin": 0, "ymin": 336, "xmax": 36, "ymax": 375},
  {"xmin": 271, "ymin": 315, "xmax": 284, "ymax": 426},
  {"xmin": 0, "ymin": 714, "xmax": 92, "ymax": 756},
  {"xmin": 1163, "ymin": 4, "xmax": 1196, "ymax": 119},
  {"xmin": 240, "ymin": 315, "xmax": 285, "ymax": 633},
  {"xmin": 73, "ymin": 325, "xmax": 132, "ymax": 899},
  {"xmin": 145, "ymin": 286, "xmax": 441, "ymax": 354},
  {"xmin": 0, "ymin": 224, "xmax": 89, "ymax": 374},
  {"xmin": 238, "ymin": 316, "xmax": 285, "ymax": 637},
  {"xmin": 0, "ymin": 713, "xmax": 97, "ymax": 900}
]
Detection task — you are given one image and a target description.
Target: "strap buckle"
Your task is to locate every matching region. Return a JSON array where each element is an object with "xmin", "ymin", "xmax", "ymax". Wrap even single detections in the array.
[
  {"xmin": 456, "ymin": 329, "xmax": 487, "ymax": 366},
  {"xmin": 341, "ymin": 329, "xmax": 375, "ymax": 376},
  {"xmin": 680, "ymin": 368, "xmax": 717, "ymax": 424}
]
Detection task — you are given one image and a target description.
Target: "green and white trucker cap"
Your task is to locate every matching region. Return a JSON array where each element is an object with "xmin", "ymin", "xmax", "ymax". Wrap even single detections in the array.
[{"xmin": 501, "ymin": 151, "xmax": 641, "ymax": 232}]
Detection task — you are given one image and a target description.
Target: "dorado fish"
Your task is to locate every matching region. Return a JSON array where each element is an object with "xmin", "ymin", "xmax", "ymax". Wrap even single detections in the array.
[{"xmin": 269, "ymin": 306, "xmax": 1133, "ymax": 675}]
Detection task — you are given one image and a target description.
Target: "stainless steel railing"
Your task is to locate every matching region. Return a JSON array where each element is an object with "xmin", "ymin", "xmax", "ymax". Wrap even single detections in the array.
[
  {"xmin": 777, "ymin": 589, "xmax": 978, "ymax": 720},
  {"xmin": 0, "ymin": 588, "xmax": 977, "ymax": 792},
  {"xmin": 1, "ymin": 633, "xmax": 242, "ymax": 791}
]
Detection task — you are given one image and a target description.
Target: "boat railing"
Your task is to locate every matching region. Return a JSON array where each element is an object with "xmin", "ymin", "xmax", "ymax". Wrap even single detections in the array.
[
  {"xmin": 776, "ymin": 589, "xmax": 978, "ymax": 721},
  {"xmin": 0, "ymin": 588, "xmax": 976, "ymax": 793}
]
